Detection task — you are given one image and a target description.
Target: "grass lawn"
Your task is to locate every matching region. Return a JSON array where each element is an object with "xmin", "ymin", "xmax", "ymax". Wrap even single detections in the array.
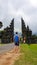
[
  {"xmin": 14, "ymin": 43, "xmax": 37, "ymax": 65},
  {"xmin": 0, "ymin": 43, "xmax": 7, "ymax": 46}
]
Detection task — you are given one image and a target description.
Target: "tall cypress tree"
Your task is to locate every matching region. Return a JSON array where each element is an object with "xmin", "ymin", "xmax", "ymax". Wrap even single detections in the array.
[
  {"xmin": 10, "ymin": 18, "xmax": 14, "ymax": 41},
  {"xmin": 21, "ymin": 18, "xmax": 26, "ymax": 38},
  {"xmin": 26, "ymin": 25, "xmax": 32, "ymax": 43},
  {"xmin": 2, "ymin": 18, "xmax": 14, "ymax": 43}
]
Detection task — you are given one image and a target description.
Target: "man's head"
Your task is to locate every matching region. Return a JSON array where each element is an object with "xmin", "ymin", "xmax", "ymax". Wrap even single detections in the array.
[{"xmin": 16, "ymin": 32, "xmax": 18, "ymax": 34}]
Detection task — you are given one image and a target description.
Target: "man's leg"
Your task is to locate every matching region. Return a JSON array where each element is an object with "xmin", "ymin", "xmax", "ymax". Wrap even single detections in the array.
[
  {"xmin": 15, "ymin": 42, "xmax": 17, "ymax": 45},
  {"xmin": 17, "ymin": 42, "xmax": 19, "ymax": 46}
]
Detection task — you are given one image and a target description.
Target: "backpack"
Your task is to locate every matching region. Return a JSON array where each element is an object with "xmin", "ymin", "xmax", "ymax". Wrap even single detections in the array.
[{"xmin": 14, "ymin": 35, "xmax": 19, "ymax": 42}]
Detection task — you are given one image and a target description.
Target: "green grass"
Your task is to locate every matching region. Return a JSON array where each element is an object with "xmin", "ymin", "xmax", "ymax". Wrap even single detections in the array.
[
  {"xmin": 14, "ymin": 43, "xmax": 37, "ymax": 65},
  {"xmin": 0, "ymin": 43, "xmax": 7, "ymax": 46}
]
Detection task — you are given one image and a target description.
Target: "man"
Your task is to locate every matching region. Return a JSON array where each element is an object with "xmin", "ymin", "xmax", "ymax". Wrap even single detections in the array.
[{"xmin": 14, "ymin": 32, "xmax": 19, "ymax": 46}]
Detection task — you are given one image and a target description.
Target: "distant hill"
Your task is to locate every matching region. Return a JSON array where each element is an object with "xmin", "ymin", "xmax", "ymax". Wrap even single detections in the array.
[
  {"xmin": 33, "ymin": 33, "xmax": 37, "ymax": 36},
  {"xmin": 35, "ymin": 33, "xmax": 37, "ymax": 35}
]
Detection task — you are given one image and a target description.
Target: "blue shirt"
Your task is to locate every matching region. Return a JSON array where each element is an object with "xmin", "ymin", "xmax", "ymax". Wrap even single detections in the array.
[{"xmin": 14, "ymin": 34, "xmax": 19, "ymax": 43}]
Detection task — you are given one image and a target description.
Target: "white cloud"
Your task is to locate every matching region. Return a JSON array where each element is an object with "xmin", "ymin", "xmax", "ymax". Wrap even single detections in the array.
[
  {"xmin": 0, "ymin": 0, "xmax": 37, "ymax": 33},
  {"xmin": 29, "ymin": 0, "xmax": 37, "ymax": 7}
]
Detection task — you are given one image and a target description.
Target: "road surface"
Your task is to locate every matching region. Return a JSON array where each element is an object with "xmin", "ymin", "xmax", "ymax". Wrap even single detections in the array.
[
  {"xmin": 0, "ymin": 43, "xmax": 15, "ymax": 54},
  {"xmin": 0, "ymin": 45, "xmax": 20, "ymax": 65}
]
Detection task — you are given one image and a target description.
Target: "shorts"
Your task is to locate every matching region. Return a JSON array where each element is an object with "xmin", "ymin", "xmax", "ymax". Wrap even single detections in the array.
[{"xmin": 15, "ymin": 42, "xmax": 19, "ymax": 46}]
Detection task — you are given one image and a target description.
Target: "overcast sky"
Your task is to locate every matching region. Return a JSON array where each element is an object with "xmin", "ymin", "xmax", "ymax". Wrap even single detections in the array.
[{"xmin": 0, "ymin": 0, "xmax": 37, "ymax": 34}]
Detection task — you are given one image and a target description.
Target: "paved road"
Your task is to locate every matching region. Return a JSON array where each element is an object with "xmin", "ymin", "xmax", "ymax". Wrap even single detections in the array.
[{"xmin": 0, "ymin": 43, "xmax": 15, "ymax": 54}]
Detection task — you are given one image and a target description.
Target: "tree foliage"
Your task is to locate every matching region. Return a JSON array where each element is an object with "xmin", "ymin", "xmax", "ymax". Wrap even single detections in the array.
[{"xmin": 0, "ymin": 21, "xmax": 3, "ymax": 28}]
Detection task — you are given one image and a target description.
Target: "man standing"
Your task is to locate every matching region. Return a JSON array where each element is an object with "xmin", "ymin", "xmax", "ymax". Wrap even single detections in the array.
[{"xmin": 14, "ymin": 32, "xmax": 19, "ymax": 46}]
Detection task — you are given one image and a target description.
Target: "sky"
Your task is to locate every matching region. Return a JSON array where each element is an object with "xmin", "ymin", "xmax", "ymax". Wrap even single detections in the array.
[{"xmin": 0, "ymin": 0, "xmax": 37, "ymax": 34}]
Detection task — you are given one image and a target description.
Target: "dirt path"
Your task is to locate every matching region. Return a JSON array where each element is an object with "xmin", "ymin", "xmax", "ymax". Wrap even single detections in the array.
[{"xmin": 0, "ymin": 46, "xmax": 20, "ymax": 65}]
